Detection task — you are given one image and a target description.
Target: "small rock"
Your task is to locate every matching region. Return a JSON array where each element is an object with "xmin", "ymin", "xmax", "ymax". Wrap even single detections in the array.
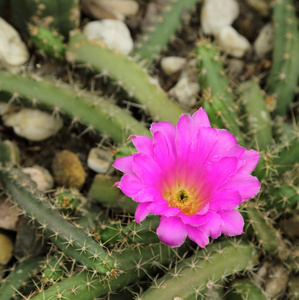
[
  {"xmin": 201, "ymin": 0, "xmax": 239, "ymax": 35},
  {"xmin": 254, "ymin": 23, "xmax": 273, "ymax": 59},
  {"xmin": 83, "ymin": 20, "xmax": 133, "ymax": 55},
  {"xmin": 0, "ymin": 197, "xmax": 20, "ymax": 231},
  {"xmin": 87, "ymin": 148, "xmax": 113, "ymax": 174},
  {"xmin": 256, "ymin": 261, "xmax": 289, "ymax": 299},
  {"xmin": 0, "ymin": 233, "xmax": 13, "ymax": 266},
  {"xmin": 215, "ymin": 26, "xmax": 251, "ymax": 58},
  {"xmin": 160, "ymin": 56, "xmax": 186, "ymax": 76},
  {"xmin": 81, "ymin": 0, "xmax": 139, "ymax": 21},
  {"xmin": 227, "ymin": 59, "xmax": 245, "ymax": 76},
  {"xmin": 0, "ymin": 17, "xmax": 29, "ymax": 71},
  {"xmin": 246, "ymin": 0, "xmax": 270, "ymax": 16},
  {"xmin": 2, "ymin": 108, "xmax": 63, "ymax": 141},
  {"xmin": 22, "ymin": 165, "xmax": 54, "ymax": 192},
  {"xmin": 168, "ymin": 77, "xmax": 199, "ymax": 107},
  {"xmin": 52, "ymin": 150, "xmax": 86, "ymax": 190},
  {"xmin": 99, "ymin": 0, "xmax": 139, "ymax": 17}
]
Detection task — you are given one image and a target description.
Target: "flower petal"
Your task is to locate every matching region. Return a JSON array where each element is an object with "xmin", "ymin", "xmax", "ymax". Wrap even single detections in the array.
[
  {"xmin": 209, "ymin": 189, "xmax": 242, "ymax": 211},
  {"xmin": 118, "ymin": 174, "xmax": 145, "ymax": 198},
  {"xmin": 192, "ymin": 107, "xmax": 210, "ymax": 128},
  {"xmin": 113, "ymin": 156, "xmax": 134, "ymax": 175},
  {"xmin": 135, "ymin": 187, "xmax": 163, "ymax": 203},
  {"xmin": 198, "ymin": 211, "xmax": 223, "ymax": 239},
  {"xmin": 135, "ymin": 202, "xmax": 151, "ymax": 223},
  {"xmin": 238, "ymin": 150, "xmax": 260, "ymax": 173},
  {"xmin": 150, "ymin": 121, "xmax": 176, "ymax": 149},
  {"xmin": 153, "ymin": 131, "xmax": 176, "ymax": 186},
  {"xmin": 132, "ymin": 153, "xmax": 162, "ymax": 188},
  {"xmin": 157, "ymin": 216, "xmax": 187, "ymax": 247},
  {"xmin": 187, "ymin": 225, "xmax": 210, "ymax": 248},
  {"xmin": 218, "ymin": 210, "xmax": 244, "ymax": 235},
  {"xmin": 222, "ymin": 173, "xmax": 260, "ymax": 200},
  {"xmin": 130, "ymin": 135, "xmax": 154, "ymax": 157},
  {"xmin": 204, "ymin": 157, "xmax": 238, "ymax": 193}
]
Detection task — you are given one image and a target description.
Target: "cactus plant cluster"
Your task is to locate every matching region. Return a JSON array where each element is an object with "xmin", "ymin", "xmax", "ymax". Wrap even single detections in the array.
[{"xmin": 0, "ymin": 0, "xmax": 298, "ymax": 299}]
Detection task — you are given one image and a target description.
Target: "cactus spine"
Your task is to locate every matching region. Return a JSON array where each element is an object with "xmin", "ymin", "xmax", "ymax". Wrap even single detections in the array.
[
  {"xmin": 66, "ymin": 33, "xmax": 184, "ymax": 124},
  {"xmin": 267, "ymin": 0, "xmax": 299, "ymax": 115},
  {"xmin": 133, "ymin": 0, "xmax": 199, "ymax": 64},
  {"xmin": 0, "ymin": 70, "xmax": 150, "ymax": 143}
]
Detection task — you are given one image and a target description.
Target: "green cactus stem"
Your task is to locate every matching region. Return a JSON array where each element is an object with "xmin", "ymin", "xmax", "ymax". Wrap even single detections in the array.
[
  {"xmin": 267, "ymin": 0, "xmax": 299, "ymax": 115},
  {"xmin": 29, "ymin": 25, "xmax": 65, "ymax": 59},
  {"xmin": 42, "ymin": 252, "xmax": 67, "ymax": 282},
  {"xmin": 239, "ymin": 80, "xmax": 272, "ymax": 149},
  {"xmin": 97, "ymin": 215, "xmax": 160, "ymax": 246},
  {"xmin": 0, "ymin": 70, "xmax": 150, "ymax": 143},
  {"xmin": 140, "ymin": 240, "xmax": 258, "ymax": 299},
  {"xmin": 0, "ymin": 166, "xmax": 115, "ymax": 275},
  {"xmin": 66, "ymin": 32, "xmax": 184, "ymax": 124},
  {"xmin": 10, "ymin": 0, "xmax": 80, "ymax": 38},
  {"xmin": 0, "ymin": 257, "xmax": 43, "ymax": 300},
  {"xmin": 228, "ymin": 279, "xmax": 267, "ymax": 300},
  {"xmin": 133, "ymin": 0, "xmax": 199, "ymax": 64},
  {"xmin": 195, "ymin": 40, "xmax": 245, "ymax": 144},
  {"xmin": 254, "ymin": 132, "xmax": 299, "ymax": 180},
  {"xmin": 244, "ymin": 203, "xmax": 288, "ymax": 258},
  {"xmin": 30, "ymin": 242, "xmax": 188, "ymax": 300},
  {"xmin": 88, "ymin": 174, "xmax": 137, "ymax": 213}
]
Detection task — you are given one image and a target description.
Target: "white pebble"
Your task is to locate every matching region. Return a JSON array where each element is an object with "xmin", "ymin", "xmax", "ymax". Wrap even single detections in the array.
[
  {"xmin": 83, "ymin": 20, "xmax": 133, "ymax": 55},
  {"xmin": 99, "ymin": 0, "xmax": 139, "ymax": 17},
  {"xmin": 201, "ymin": 0, "xmax": 239, "ymax": 35},
  {"xmin": 160, "ymin": 56, "xmax": 186, "ymax": 76},
  {"xmin": 215, "ymin": 26, "xmax": 251, "ymax": 58},
  {"xmin": 2, "ymin": 108, "xmax": 63, "ymax": 141},
  {"xmin": 22, "ymin": 165, "xmax": 54, "ymax": 192},
  {"xmin": 87, "ymin": 148, "xmax": 113, "ymax": 174},
  {"xmin": 168, "ymin": 77, "xmax": 199, "ymax": 107},
  {"xmin": 254, "ymin": 23, "xmax": 274, "ymax": 59},
  {"xmin": 0, "ymin": 17, "xmax": 29, "ymax": 71}
]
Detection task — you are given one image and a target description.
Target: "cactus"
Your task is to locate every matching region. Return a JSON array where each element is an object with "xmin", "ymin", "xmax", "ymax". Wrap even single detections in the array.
[
  {"xmin": 0, "ymin": 257, "xmax": 43, "ymax": 300},
  {"xmin": 267, "ymin": 0, "xmax": 299, "ymax": 115},
  {"xmin": 228, "ymin": 279, "xmax": 267, "ymax": 300},
  {"xmin": 239, "ymin": 80, "xmax": 272, "ymax": 149},
  {"xmin": 88, "ymin": 174, "xmax": 137, "ymax": 213},
  {"xmin": 31, "ymin": 242, "xmax": 188, "ymax": 300},
  {"xmin": 10, "ymin": 0, "xmax": 80, "ymax": 38},
  {"xmin": 195, "ymin": 40, "xmax": 245, "ymax": 144},
  {"xmin": 42, "ymin": 252, "xmax": 67, "ymax": 282},
  {"xmin": 66, "ymin": 32, "xmax": 184, "ymax": 124},
  {"xmin": 97, "ymin": 215, "xmax": 160, "ymax": 246},
  {"xmin": 29, "ymin": 25, "xmax": 65, "ymax": 59},
  {"xmin": 0, "ymin": 166, "xmax": 115, "ymax": 275},
  {"xmin": 0, "ymin": 70, "xmax": 150, "ymax": 143},
  {"xmin": 133, "ymin": 0, "xmax": 199, "ymax": 64},
  {"xmin": 140, "ymin": 240, "xmax": 258, "ymax": 299},
  {"xmin": 244, "ymin": 202, "xmax": 288, "ymax": 258}
]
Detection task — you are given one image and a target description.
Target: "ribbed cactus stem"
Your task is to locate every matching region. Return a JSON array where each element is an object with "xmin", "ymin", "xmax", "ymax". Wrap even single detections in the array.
[
  {"xmin": 67, "ymin": 33, "xmax": 184, "ymax": 124},
  {"xmin": 0, "ymin": 70, "xmax": 150, "ymax": 143},
  {"xmin": 140, "ymin": 241, "xmax": 258, "ymax": 299},
  {"xmin": 0, "ymin": 167, "xmax": 115, "ymax": 275}
]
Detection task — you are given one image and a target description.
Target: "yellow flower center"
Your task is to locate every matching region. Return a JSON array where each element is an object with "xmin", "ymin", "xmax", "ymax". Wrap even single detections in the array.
[{"xmin": 164, "ymin": 187, "xmax": 202, "ymax": 215}]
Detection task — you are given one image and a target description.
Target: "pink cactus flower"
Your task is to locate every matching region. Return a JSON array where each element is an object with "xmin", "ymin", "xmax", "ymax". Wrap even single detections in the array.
[{"xmin": 113, "ymin": 108, "xmax": 260, "ymax": 247}]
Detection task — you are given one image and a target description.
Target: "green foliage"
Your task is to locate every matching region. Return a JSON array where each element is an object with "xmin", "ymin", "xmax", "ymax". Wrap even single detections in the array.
[
  {"xmin": 29, "ymin": 26, "xmax": 65, "ymax": 59},
  {"xmin": 0, "ymin": 257, "xmax": 43, "ymax": 300},
  {"xmin": 0, "ymin": 70, "xmax": 150, "ymax": 143},
  {"xmin": 133, "ymin": 0, "xmax": 199, "ymax": 64},
  {"xmin": 267, "ymin": 0, "xmax": 299, "ymax": 115},
  {"xmin": 10, "ymin": 0, "xmax": 80, "ymax": 38},
  {"xmin": 195, "ymin": 40, "xmax": 245, "ymax": 144},
  {"xmin": 67, "ymin": 33, "xmax": 184, "ymax": 124}
]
